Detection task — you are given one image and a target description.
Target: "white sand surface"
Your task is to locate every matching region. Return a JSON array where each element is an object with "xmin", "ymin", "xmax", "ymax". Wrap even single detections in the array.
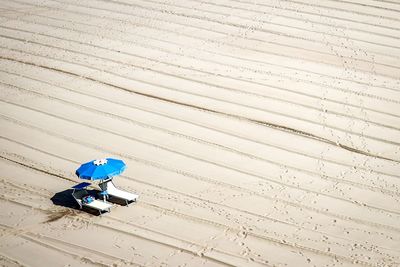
[{"xmin": 0, "ymin": 0, "xmax": 400, "ymax": 266}]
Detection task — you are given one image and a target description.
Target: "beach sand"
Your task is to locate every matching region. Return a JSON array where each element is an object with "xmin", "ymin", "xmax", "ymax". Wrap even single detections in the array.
[{"xmin": 0, "ymin": 0, "xmax": 400, "ymax": 266}]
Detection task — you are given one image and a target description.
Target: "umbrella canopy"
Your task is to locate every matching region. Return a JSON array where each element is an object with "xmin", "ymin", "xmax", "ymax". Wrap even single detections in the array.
[{"xmin": 76, "ymin": 158, "xmax": 126, "ymax": 180}]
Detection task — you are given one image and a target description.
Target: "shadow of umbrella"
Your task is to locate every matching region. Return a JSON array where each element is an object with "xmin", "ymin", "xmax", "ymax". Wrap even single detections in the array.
[
  {"xmin": 51, "ymin": 189, "xmax": 77, "ymax": 209},
  {"xmin": 50, "ymin": 188, "xmax": 102, "ymax": 216}
]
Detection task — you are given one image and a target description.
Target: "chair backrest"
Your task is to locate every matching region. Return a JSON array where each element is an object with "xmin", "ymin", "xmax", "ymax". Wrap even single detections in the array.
[{"xmin": 105, "ymin": 181, "xmax": 117, "ymax": 193}]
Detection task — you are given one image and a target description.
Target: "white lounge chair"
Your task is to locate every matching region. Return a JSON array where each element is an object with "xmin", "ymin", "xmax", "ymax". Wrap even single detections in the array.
[
  {"xmin": 72, "ymin": 182, "xmax": 112, "ymax": 215},
  {"xmin": 99, "ymin": 179, "xmax": 138, "ymax": 206}
]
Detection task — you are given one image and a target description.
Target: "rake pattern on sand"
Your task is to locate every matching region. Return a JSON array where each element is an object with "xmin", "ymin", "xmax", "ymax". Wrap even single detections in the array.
[{"xmin": 1, "ymin": 0, "xmax": 400, "ymax": 266}]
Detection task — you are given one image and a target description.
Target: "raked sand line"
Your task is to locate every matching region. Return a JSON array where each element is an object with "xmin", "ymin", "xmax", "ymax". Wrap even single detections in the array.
[
  {"xmin": 2, "ymin": 7, "xmax": 399, "ymax": 100},
  {"xmin": 10, "ymin": 0, "xmax": 399, "ymax": 78},
  {"xmin": 2, "ymin": 26, "xmax": 400, "ymax": 131},
  {"xmin": 2, "ymin": 4, "xmax": 399, "ymax": 94},
  {"xmin": 1, "ymin": 135, "xmax": 400, "ymax": 243},
  {"xmin": 0, "ymin": 52, "xmax": 400, "ymax": 161},
  {"xmin": 0, "ymin": 157, "xmax": 396, "ymax": 267},
  {"xmin": 1, "ymin": 69, "xmax": 399, "ymax": 184},
  {"xmin": 1, "ymin": 116, "xmax": 400, "ymax": 234},
  {"xmin": 7, "ymin": 0, "xmax": 395, "ymax": 84},
  {"xmin": 2, "ymin": 31, "xmax": 400, "ymax": 131},
  {"xmin": 1, "ymin": 60, "xmax": 398, "ymax": 174},
  {"xmin": 1, "ymin": 136, "xmax": 398, "ymax": 266},
  {"xmin": 1, "ymin": 54, "xmax": 398, "ymax": 163},
  {"xmin": 2, "ymin": 99, "xmax": 400, "ymax": 221},
  {"xmin": 1, "ymin": 1, "xmax": 400, "ymax": 266},
  {"xmin": 2, "ymin": 80, "xmax": 400, "ymax": 197},
  {"xmin": 2, "ymin": 84, "xmax": 400, "ymax": 209},
  {"xmin": 6, "ymin": 0, "xmax": 400, "ymax": 64}
]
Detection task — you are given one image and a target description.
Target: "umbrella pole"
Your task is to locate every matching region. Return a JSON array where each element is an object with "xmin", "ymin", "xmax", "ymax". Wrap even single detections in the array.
[
  {"xmin": 101, "ymin": 179, "xmax": 105, "ymax": 202},
  {"xmin": 100, "ymin": 178, "xmax": 108, "ymax": 202}
]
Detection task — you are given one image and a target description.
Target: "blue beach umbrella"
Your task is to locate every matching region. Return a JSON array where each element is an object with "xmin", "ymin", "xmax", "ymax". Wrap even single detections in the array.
[{"xmin": 76, "ymin": 158, "xmax": 126, "ymax": 181}]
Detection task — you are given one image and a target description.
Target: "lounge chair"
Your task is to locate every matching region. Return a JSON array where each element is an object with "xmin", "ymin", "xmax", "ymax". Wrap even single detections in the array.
[
  {"xmin": 72, "ymin": 182, "xmax": 112, "ymax": 215},
  {"xmin": 99, "ymin": 179, "xmax": 138, "ymax": 205}
]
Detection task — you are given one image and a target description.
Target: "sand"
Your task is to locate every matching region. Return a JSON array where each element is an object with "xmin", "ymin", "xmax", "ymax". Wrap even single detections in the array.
[{"xmin": 0, "ymin": 0, "xmax": 400, "ymax": 266}]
